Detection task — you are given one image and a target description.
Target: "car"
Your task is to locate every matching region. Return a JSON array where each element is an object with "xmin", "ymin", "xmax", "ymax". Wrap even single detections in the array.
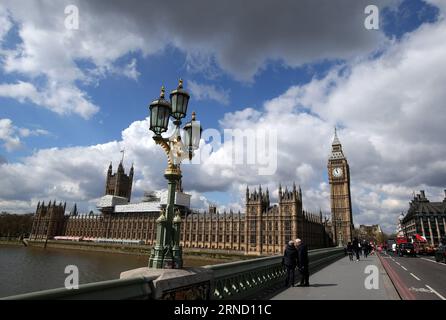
[
  {"xmin": 435, "ymin": 245, "xmax": 446, "ymax": 263},
  {"xmin": 398, "ymin": 242, "xmax": 416, "ymax": 257}
]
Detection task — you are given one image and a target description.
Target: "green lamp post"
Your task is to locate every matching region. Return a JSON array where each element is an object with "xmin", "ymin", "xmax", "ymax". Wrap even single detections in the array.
[{"xmin": 148, "ymin": 79, "xmax": 202, "ymax": 269}]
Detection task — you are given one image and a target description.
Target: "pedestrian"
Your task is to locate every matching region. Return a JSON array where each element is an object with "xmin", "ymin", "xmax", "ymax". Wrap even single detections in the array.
[
  {"xmin": 282, "ymin": 240, "xmax": 298, "ymax": 287},
  {"xmin": 359, "ymin": 241, "xmax": 363, "ymax": 257},
  {"xmin": 295, "ymin": 238, "xmax": 310, "ymax": 287},
  {"xmin": 352, "ymin": 237, "xmax": 360, "ymax": 262},
  {"xmin": 363, "ymin": 241, "xmax": 369, "ymax": 258},
  {"xmin": 347, "ymin": 241, "xmax": 354, "ymax": 261}
]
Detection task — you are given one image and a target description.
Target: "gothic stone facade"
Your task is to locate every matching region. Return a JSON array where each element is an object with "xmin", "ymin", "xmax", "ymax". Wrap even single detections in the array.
[
  {"xmin": 105, "ymin": 162, "xmax": 134, "ymax": 201},
  {"xmin": 30, "ymin": 201, "xmax": 66, "ymax": 240},
  {"xmin": 180, "ymin": 185, "xmax": 331, "ymax": 255},
  {"xmin": 30, "ymin": 165, "xmax": 332, "ymax": 255}
]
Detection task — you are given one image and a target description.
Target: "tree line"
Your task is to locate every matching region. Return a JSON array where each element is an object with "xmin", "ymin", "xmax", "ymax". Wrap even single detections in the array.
[{"xmin": 0, "ymin": 213, "xmax": 34, "ymax": 238}]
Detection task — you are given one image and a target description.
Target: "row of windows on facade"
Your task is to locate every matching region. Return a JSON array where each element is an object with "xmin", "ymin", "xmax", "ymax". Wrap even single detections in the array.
[
  {"xmin": 64, "ymin": 220, "xmax": 324, "ymax": 231},
  {"xmin": 63, "ymin": 223, "xmax": 325, "ymax": 234}
]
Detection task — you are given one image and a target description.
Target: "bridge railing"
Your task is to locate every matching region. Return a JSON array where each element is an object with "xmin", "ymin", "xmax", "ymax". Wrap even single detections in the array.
[
  {"xmin": 1, "ymin": 276, "xmax": 157, "ymax": 300},
  {"xmin": 203, "ymin": 247, "xmax": 344, "ymax": 300},
  {"xmin": 1, "ymin": 247, "xmax": 344, "ymax": 300}
]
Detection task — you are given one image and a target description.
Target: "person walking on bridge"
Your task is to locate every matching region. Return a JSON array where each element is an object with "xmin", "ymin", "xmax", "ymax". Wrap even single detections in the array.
[
  {"xmin": 295, "ymin": 238, "xmax": 310, "ymax": 287},
  {"xmin": 282, "ymin": 240, "xmax": 298, "ymax": 287},
  {"xmin": 347, "ymin": 242, "xmax": 354, "ymax": 261},
  {"xmin": 352, "ymin": 237, "xmax": 360, "ymax": 262}
]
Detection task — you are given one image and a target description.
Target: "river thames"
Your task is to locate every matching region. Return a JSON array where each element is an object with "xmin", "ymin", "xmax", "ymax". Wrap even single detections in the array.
[{"xmin": 0, "ymin": 245, "xmax": 227, "ymax": 298}]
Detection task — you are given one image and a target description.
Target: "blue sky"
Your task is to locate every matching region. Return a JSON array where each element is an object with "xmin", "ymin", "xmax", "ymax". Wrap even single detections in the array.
[
  {"xmin": 1, "ymin": 0, "xmax": 438, "ymax": 160},
  {"xmin": 1, "ymin": 0, "xmax": 445, "ymax": 233}
]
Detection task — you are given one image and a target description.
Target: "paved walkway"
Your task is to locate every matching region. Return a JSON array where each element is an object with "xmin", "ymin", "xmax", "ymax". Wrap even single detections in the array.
[{"xmin": 272, "ymin": 254, "xmax": 400, "ymax": 300}]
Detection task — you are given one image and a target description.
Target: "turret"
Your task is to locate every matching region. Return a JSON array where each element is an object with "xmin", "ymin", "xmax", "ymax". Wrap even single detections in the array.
[
  {"xmin": 117, "ymin": 161, "xmax": 124, "ymax": 174},
  {"xmin": 107, "ymin": 162, "xmax": 113, "ymax": 176},
  {"xmin": 71, "ymin": 203, "xmax": 78, "ymax": 216},
  {"xmin": 129, "ymin": 163, "xmax": 134, "ymax": 177},
  {"xmin": 104, "ymin": 159, "xmax": 134, "ymax": 202},
  {"xmin": 246, "ymin": 185, "xmax": 269, "ymax": 214}
]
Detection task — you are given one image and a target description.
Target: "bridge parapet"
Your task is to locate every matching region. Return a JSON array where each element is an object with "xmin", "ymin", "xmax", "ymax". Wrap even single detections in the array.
[
  {"xmin": 204, "ymin": 247, "xmax": 344, "ymax": 300},
  {"xmin": 1, "ymin": 247, "xmax": 343, "ymax": 300},
  {"xmin": 1, "ymin": 276, "xmax": 157, "ymax": 300}
]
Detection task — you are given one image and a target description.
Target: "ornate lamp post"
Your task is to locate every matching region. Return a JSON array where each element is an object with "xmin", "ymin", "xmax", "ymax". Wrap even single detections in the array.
[
  {"xmin": 148, "ymin": 79, "xmax": 202, "ymax": 269},
  {"xmin": 334, "ymin": 217, "xmax": 343, "ymax": 247}
]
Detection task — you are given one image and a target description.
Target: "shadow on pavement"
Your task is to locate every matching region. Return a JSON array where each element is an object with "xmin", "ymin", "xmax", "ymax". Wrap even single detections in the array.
[{"xmin": 308, "ymin": 283, "xmax": 338, "ymax": 288}]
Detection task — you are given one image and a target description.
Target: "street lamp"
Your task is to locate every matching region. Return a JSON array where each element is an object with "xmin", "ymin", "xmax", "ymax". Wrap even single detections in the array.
[
  {"xmin": 334, "ymin": 217, "xmax": 343, "ymax": 247},
  {"xmin": 148, "ymin": 79, "xmax": 202, "ymax": 269}
]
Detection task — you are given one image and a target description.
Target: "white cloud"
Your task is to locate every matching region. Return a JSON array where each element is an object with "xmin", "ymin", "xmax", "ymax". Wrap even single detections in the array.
[
  {"xmin": 0, "ymin": 81, "xmax": 99, "ymax": 119},
  {"xmin": 0, "ymin": 82, "xmax": 40, "ymax": 103},
  {"xmin": 188, "ymin": 80, "xmax": 230, "ymax": 106},
  {"xmin": 184, "ymin": 12, "xmax": 446, "ymax": 232},
  {"xmin": 0, "ymin": 119, "xmax": 20, "ymax": 151},
  {"xmin": 0, "ymin": 118, "xmax": 48, "ymax": 152},
  {"xmin": 0, "ymin": 0, "xmax": 400, "ymax": 118},
  {"xmin": 1, "ymin": 0, "xmax": 446, "ymax": 235},
  {"xmin": 0, "ymin": 1, "xmax": 147, "ymax": 118},
  {"xmin": 0, "ymin": 4, "xmax": 12, "ymax": 42}
]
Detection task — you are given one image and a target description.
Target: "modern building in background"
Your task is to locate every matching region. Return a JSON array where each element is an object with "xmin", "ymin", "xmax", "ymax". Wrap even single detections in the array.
[
  {"xmin": 327, "ymin": 128, "xmax": 354, "ymax": 246},
  {"xmin": 401, "ymin": 190, "xmax": 446, "ymax": 246}
]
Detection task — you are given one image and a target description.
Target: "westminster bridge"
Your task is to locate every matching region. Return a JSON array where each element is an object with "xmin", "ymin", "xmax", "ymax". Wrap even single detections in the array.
[{"xmin": 2, "ymin": 247, "xmax": 345, "ymax": 300}]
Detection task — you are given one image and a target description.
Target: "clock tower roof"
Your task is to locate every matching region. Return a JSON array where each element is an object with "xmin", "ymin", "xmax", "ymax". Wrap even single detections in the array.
[
  {"xmin": 332, "ymin": 126, "xmax": 341, "ymax": 146},
  {"xmin": 329, "ymin": 126, "xmax": 345, "ymax": 160}
]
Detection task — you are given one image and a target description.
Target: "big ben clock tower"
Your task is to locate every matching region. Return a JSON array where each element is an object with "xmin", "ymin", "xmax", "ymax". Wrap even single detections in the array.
[{"xmin": 328, "ymin": 128, "xmax": 354, "ymax": 246}]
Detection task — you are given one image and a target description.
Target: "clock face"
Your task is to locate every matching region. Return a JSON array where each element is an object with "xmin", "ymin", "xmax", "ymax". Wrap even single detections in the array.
[{"xmin": 332, "ymin": 167, "xmax": 343, "ymax": 178}]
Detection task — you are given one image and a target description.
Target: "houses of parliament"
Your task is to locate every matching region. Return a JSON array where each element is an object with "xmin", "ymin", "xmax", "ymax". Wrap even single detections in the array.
[{"xmin": 30, "ymin": 130, "xmax": 354, "ymax": 255}]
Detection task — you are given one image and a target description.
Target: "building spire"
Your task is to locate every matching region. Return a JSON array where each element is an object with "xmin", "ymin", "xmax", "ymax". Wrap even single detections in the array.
[
  {"xmin": 332, "ymin": 126, "xmax": 341, "ymax": 146},
  {"xmin": 330, "ymin": 126, "xmax": 345, "ymax": 160},
  {"xmin": 120, "ymin": 149, "xmax": 125, "ymax": 163}
]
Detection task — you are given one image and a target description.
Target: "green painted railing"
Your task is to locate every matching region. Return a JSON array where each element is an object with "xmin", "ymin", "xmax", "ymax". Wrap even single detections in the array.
[
  {"xmin": 1, "ymin": 247, "xmax": 343, "ymax": 300},
  {"xmin": 203, "ymin": 247, "xmax": 344, "ymax": 300},
  {"xmin": 1, "ymin": 276, "xmax": 157, "ymax": 300}
]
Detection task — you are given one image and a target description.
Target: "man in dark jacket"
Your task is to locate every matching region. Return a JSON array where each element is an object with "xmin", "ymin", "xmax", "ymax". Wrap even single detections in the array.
[
  {"xmin": 282, "ymin": 240, "xmax": 298, "ymax": 287},
  {"xmin": 347, "ymin": 242, "xmax": 354, "ymax": 261},
  {"xmin": 352, "ymin": 237, "xmax": 360, "ymax": 262},
  {"xmin": 295, "ymin": 238, "xmax": 309, "ymax": 287}
]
